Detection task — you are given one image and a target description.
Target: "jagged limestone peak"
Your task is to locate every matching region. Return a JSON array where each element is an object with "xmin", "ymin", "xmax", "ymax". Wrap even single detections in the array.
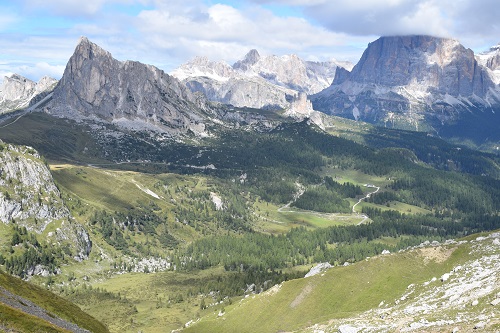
[{"xmin": 233, "ymin": 49, "xmax": 261, "ymax": 71}]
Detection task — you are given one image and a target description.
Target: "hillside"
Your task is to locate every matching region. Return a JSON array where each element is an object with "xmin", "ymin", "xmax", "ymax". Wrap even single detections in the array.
[
  {"xmin": 1, "ymin": 109, "xmax": 499, "ymax": 331},
  {"xmin": 185, "ymin": 232, "xmax": 500, "ymax": 332},
  {"xmin": 0, "ymin": 270, "xmax": 108, "ymax": 333}
]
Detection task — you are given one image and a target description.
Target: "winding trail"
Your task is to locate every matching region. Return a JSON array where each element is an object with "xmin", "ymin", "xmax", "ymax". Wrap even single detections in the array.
[
  {"xmin": 277, "ymin": 182, "xmax": 305, "ymax": 213},
  {"xmin": 273, "ymin": 182, "xmax": 381, "ymax": 225},
  {"xmin": 352, "ymin": 185, "xmax": 380, "ymax": 214}
]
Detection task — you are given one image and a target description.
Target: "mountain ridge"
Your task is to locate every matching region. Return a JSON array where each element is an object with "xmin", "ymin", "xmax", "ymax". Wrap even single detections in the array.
[
  {"xmin": 171, "ymin": 48, "xmax": 351, "ymax": 111},
  {"xmin": 0, "ymin": 74, "xmax": 57, "ymax": 114}
]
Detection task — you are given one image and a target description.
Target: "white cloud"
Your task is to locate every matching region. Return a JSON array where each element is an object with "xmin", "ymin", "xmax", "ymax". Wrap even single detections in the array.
[
  {"xmin": 20, "ymin": 0, "xmax": 138, "ymax": 16},
  {"xmin": 0, "ymin": 61, "xmax": 65, "ymax": 82},
  {"xmin": 18, "ymin": 62, "xmax": 66, "ymax": 80},
  {"xmin": 258, "ymin": 0, "xmax": 500, "ymax": 50},
  {"xmin": 134, "ymin": 2, "xmax": 355, "ymax": 66},
  {"xmin": 4, "ymin": 0, "xmax": 500, "ymax": 82}
]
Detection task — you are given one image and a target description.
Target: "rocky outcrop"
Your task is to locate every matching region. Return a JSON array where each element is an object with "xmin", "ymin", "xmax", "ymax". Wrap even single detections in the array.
[
  {"xmin": 48, "ymin": 37, "xmax": 214, "ymax": 136},
  {"xmin": 0, "ymin": 74, "xmax": 57, "ymax": 114},
  {"xmin": 305, "ymin": 262, "xmax": 332, "ymax": 278},
  {"xmin": 171, "ymin": 49, "xmax": 351, "ymax": 111},
  {"xmin": 311, "ymin": 35, "xmax": 500, "ymax": 133},
  {"xmin": 0, "ymin": 142, "xmax": 91, "ymax": 260}
]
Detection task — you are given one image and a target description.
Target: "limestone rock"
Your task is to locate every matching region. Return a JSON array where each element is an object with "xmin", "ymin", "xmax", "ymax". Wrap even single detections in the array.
[
  {"xmin": 305, "ymin": 262, "xmax": 332, "ymax": 278},
  {"xmin": 172, "ymin": 49, "xmax": 352, "ymax": 110},
  {"xmin": 311, "ymin": 35, "xmax": 500, "ymax": 134},
  {"xmin": 48, "ymin": 37, "xmax": 214, "ymax": 136},
  {"xmin": 0, "ymin": 143, "xmax": 91, "ymax": 259},
  {"xmin": 0, "ymin": 74, "xmax": 57, "ymax": 114},
  {"xmin": 338, "ymin": 324, "xmax": 359, "ymax": 333}
]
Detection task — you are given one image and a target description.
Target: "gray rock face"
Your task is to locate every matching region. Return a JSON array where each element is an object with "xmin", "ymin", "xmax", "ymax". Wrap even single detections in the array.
[
  {"xmin": 0, "ymin": 74, "xmax": 57, "ymax": 114},
  {"xmin": 233, "ymin": 49, "xmax": 261, "ymax": 71},
  {"xmin": 311, "ymin": 35, "xmax": 500, "ymax": 132},
  {"xmin": 476, "ymin": 43, "xmax": 500, "ymax": 84},
  {"xmin": 0, "ymin": 142, "xmax": 91, "ymax": 259},
  {"xmin": 172, "ymin": 49, "xmax": 351, "ymax": 111},
  {"xmin": 48, "ymin": 37, "xmax": 214, "ymax": 136}
]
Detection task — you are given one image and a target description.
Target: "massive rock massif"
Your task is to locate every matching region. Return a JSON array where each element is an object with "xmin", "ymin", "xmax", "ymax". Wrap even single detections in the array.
[
  {"xmin": 47, "ymin": 37, "xmax": 214, "ymax": 136},
  {"xmin": 171, "ymin": 49, "xmax": 351, "ymax": 111},
  {"xmin": 311, "ymin": 35, "xmax": 500, "ymax": 138},
  {"xmin": 0, "ymin": 75, "xmax": 57, "ymax": 114}
]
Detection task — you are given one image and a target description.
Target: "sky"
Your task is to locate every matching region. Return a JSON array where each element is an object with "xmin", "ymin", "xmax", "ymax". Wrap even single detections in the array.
[{"xmin": 1, "ymin": 0, "xmax": 500, "ymax": 82}]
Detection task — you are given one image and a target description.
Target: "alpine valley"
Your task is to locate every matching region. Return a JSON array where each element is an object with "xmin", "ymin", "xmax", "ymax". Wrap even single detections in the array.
[{"xmin": 0, "ymin": 35, "xmax": 499, "ymax": 333}]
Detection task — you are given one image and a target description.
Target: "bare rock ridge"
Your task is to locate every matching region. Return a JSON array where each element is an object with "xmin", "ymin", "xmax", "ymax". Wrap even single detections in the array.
[
  {"xmin": 311, "ymin": 35, "xmax": 500, "ymax": 134},
  {"xmin": 0, "ymin": 142, "xmax": 91, "ymax": 264},
  {"xmin": 48, "ymin": 36, "xmax": 213, "ymax": 136},
  {"xmin": 0, "ymin": 74, "xmax": 57, "ymax": 114},
  {"xmin": 171, "ymin": 48, "xmax": 350, "ymax": 111}
]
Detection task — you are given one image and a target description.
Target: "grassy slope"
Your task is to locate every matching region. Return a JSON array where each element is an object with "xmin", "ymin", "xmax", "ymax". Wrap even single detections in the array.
[
  {"xmin": 185, "ymin": 242, "xmax": 468, "ymax": 333},
  {"xmin": 79, "ymin": 267, "xmax": 234, "ymax": 333},
  {"xmin": 0, "ymin": 270, "xmax": 108, "ymax": 333},
  {"xmin": 0, "ymin": 303, "xmax": 70, "ymax": 333}
]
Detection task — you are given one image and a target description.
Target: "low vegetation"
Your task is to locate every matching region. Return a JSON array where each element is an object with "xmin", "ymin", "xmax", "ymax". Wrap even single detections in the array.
[{"xmin": 0, "ymin": 112, "xmax": 499, "ymax": 332}]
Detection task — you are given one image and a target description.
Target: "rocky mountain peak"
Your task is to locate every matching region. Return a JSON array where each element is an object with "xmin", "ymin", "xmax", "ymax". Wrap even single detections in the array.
[
  {"xmin": 75, "ymin": 36, "xmax": 112, "ymax": 60},
  {"xmin": 0, "ymin": 74, "xmax": 57, "ymax": 114},
  {"xmin": 49, "ymin": 37, "xmax": 213, "ymax": 136},
  {"xmin": 347, "ymin": 35, "xmax": 477, "ymax": 89},
  {"xmin": 233, "ymin": 49, "xmax": 261, "ymax": 71}
]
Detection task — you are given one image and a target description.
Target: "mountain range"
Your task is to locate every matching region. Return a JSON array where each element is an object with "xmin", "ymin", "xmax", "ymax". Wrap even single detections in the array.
[
  {"xmin": 0, "ymin": 34, "xmax": 500, "ymax": 333},
  {"xmin": 1, "ymin": 34, "xmax": 499, "ymax": 148},
  {"xmin": 171, "ymin": 49, "xmax": 351, "ymax": 111}
]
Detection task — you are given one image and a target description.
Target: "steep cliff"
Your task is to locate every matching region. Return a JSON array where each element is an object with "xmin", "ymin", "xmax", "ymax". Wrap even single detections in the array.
[
  {"xmin": 0, "ymin": 142, "xmax": 91, "ymax": 263},
  {"xmin": 48, "ymin": 37, "xmax": 214, "ymax": 136},
  {"xmin": 311, "ymin": 35, "xmax": 500, "ymax": 134}
]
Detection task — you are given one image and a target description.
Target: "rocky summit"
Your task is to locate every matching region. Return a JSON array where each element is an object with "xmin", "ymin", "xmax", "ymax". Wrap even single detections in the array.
[
  {"xmin": 0, "ymin": 74, "xmax": 57, "ymax": 114},
  {"xmin": 47, "ymin": 37, "xmax": 214, "ymax": 136},
  {"xmin": 171, "ymin": 49, "xmax": 350, "ymax": 111},
  {"xmin": 311, "ymin": 35, "xmax": 500, "ymax": 135}
]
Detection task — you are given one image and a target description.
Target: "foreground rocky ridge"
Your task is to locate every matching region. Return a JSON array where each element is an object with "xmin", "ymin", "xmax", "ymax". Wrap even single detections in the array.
[
  {"xmin": 0, "ymin": 142, "xmax": 91, "ymax": 264},
  {"xmin": 304, "ymin": 233, "xmax": 500, "ymax": 333}
]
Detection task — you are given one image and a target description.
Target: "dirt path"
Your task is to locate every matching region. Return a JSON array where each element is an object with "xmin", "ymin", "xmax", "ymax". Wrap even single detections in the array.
[
  {"xmin": 277, "ymin": 182, "xmax": 305, "ymax": 213},
  {"xmin": 352, "ymin": 185, "xmax": 380, "ymax": 213}
]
